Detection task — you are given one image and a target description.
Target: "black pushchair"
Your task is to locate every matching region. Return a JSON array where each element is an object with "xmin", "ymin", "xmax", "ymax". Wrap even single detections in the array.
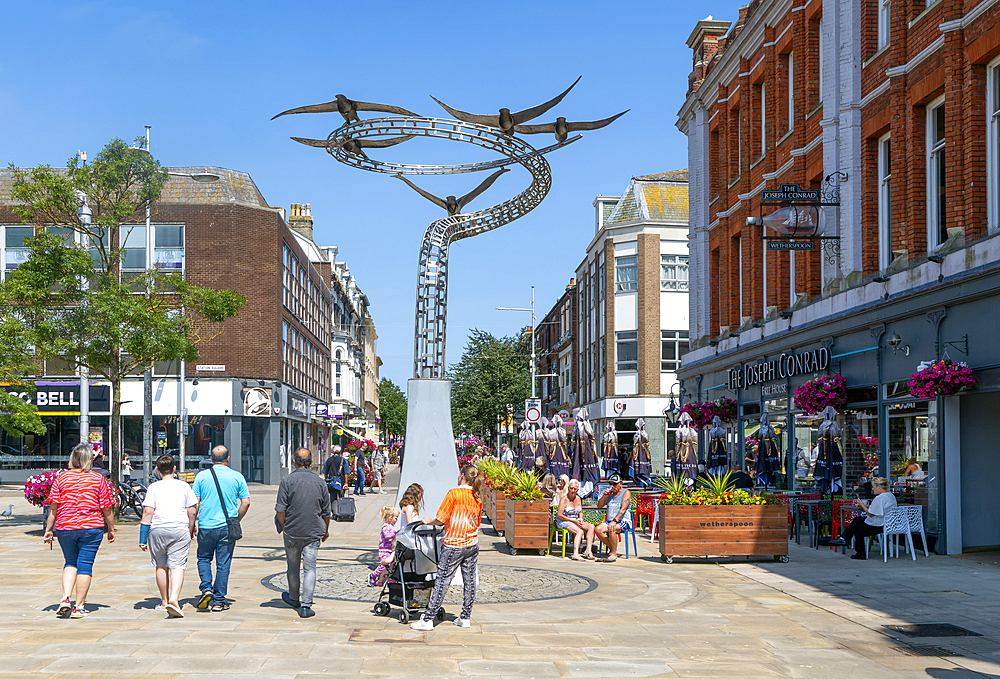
[{"xmin": 372, "ymin": 523, "xmax": 446, "ymax": 623}]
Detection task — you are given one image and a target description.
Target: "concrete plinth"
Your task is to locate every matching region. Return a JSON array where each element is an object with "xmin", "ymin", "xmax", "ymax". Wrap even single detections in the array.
[{"xmin": 395, "ymin": 378, "xmax": 460, "ymax": 517}]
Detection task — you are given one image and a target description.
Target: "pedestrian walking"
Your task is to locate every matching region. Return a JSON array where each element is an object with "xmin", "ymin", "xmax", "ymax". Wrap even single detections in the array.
[
  {"xmin": 192, "ymin": 445, "xmax": 250, "ymax": 612},
  {"xmin": 353, "ymin": 448, "xmax": 367, "ymax": 496},
  {"xmin": 275, "ymin": 448, "xmax": 331, "ymax": 618},
  {"xmin": 372, "ymin": 446, "xmax": 386, "ymax": 494},
  {"xmin": 410, "ymin": 464, "xmax": 482, "ymax": 630},
  {"xmin": 43, "ymin": 443, "xmax": 116, "ymax": 619},
  {"xmin": 500, "ymin": 443, "xmax": 514, "ymax": 466},
  {"xmin": 139, "ymin": 454, "xmax": 198, "ymax": 617},
  {"xmin": 321, "ymin": 445, "xmax": 347, "ymax": 504}
]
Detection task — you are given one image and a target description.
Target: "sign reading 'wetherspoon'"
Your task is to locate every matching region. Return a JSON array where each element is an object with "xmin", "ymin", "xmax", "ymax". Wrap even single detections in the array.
[{"xmin": 728, "ymin": 347, "xmax": 830, "ymax": 390}]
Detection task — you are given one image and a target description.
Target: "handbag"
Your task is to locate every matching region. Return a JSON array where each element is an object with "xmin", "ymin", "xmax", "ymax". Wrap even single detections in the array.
[
  {"xmin": 327, "ymin": 457, "xmax": 344, "ymax": 491},
  {"xmin": 209, "ymin": 466, "xmax": 243, "ymax": 541}
]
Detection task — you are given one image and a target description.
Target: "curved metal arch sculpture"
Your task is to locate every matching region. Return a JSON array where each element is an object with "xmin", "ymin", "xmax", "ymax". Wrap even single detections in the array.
[{"xmin": 321, "ymin": 116, "xmax": 578, "ymax": 378}]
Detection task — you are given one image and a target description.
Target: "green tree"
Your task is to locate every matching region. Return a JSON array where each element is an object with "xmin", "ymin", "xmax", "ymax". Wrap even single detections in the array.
[
  {"xmin": 449, "ymin": 328, "xmax": 530, "ymax": 447},
  {"xmin": 378, "ymin": 377, "xmax": 407, "ymax": 441},
  {"xmin": 3, "ymin": 138, "xmax": 246, "ymax": 481},
  {"xmin": 0, "ymin": 316, "xmax": 45, "ymax": 437}
]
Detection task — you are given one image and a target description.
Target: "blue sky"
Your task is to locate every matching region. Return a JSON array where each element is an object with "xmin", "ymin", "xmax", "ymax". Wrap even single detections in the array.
[{"xmin": 2, "ymin": 1, "xmax": 744, "ymax": 389}]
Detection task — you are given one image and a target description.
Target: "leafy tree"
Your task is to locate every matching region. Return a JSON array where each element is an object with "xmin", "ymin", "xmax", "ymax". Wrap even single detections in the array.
[
  {"xmin": 449, "ymin": 328, "xmax": 531, "ymax": 447},
  {"xmin": 0, "ymin": 316, "xmax": 45, "ymax": 437},
  {"xmin": 2, "ymin": 138, "xmax": 246, "ymax": 481},
  {"xmin": 378, "ymin": 377, "xmax": 407, "ymax": 441}
]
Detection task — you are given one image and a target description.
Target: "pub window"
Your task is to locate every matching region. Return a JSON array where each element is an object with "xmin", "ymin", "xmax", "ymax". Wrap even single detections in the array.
[
  {"xmin": 878, "ymin": 134, "xmax": 893, "ymax": 270},
  {"xmin": 988, "ymin": 56, "xmax": 1000, "ymax": 234},
  {"xmin": 877, "ymin": 0, "xmax": 890, "ymax": 51},
  {"xmin": 926, "ymin": 97, "xmax": 947, "ymax": 250}
]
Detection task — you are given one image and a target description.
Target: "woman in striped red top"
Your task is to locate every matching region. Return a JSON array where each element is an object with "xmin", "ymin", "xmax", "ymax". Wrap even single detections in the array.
[
  {"xmin": 410, "ymin": 464, "xmax": 482, "ymax": 631},
  {"xmin": 43, "ymin": 443, "xmax": 116, "ymax": 619}
]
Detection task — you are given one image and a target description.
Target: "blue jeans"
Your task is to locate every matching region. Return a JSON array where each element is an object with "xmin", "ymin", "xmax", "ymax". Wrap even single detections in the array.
[
  {"xmin": 354, "ymin": 469, "xmax": 365, "ymax": 495},
  {"xmin": 56, "ymin": 528, "xmax": 104, "ymax": 577},
  {"xmin": 197, "ymin": 527, "xmax": 235, "ymax": 605},
  {"xmin": 283, "ymin": 535, "xmax": 320, "ymax": 607}
]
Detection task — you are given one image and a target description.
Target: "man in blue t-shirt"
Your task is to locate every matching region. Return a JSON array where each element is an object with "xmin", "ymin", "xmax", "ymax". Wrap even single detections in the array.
[{"xmin": 192, "ymin": 445, "xmax": 250, "ymax": 611}]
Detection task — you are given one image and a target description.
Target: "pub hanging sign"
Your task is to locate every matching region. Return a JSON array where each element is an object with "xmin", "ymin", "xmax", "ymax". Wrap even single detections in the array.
[
  {"xmin": 752, "ymin": 180, "xmax": 842, "ymax": 250},
  {"xmin": 728, "ymin": 347, "xmax": 830, "ymax": 390}
]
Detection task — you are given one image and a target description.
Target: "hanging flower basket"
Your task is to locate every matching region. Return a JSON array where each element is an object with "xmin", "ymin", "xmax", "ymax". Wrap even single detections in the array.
[
  {"xmin": 715, "ymin": 397, "xmax": 737, "ymax": 423},
  {"xmin": 907, "ymin": 360, "xmax": 977, "ymax": 400},
  {"xmin": 678, "ymin": 401, "xmax": 716, "ymax": 429},
  {"xmin": 793, "ymin": 374, "xmax": 847, "ymax": 415}
]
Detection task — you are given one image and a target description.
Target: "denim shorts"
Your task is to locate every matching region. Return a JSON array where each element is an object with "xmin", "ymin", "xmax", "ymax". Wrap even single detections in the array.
[{"xmin": 56, "ymin": 528, "xmax": 104, "ymax": 577}]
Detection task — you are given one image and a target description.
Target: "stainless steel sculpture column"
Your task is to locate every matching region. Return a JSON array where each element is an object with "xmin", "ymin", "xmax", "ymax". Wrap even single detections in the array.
[{"xmin": 274, "ymin": 86, "xmax": 624, "ymax": 511}]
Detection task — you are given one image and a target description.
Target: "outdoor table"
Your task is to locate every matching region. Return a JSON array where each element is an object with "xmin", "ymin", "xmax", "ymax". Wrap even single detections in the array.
[
  {"xmin": 793, "ymin": 498, "xmax": 830, "ymax": 548},
  {"xmin": 581, "ymin": 507, "xmax": 605, "ymax": 526}
]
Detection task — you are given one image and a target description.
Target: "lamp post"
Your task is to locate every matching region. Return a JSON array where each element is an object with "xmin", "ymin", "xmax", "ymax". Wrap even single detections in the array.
[
  {"xmin": 138, "ymin": 127, "xmax": 219, "ymax": 478},
  {"xmin": 497, "ymin": 286, "xmax": 537, "ymax": 398}
]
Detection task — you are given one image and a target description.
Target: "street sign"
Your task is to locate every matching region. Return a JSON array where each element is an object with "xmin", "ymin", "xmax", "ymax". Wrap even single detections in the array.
[
  {"xmin": 767, "ymin": 240, "xmax": 816, "ymax": 250},
  {"xmin": 524, "ymin": 398, "xmax": 542, "ymax": 423}
]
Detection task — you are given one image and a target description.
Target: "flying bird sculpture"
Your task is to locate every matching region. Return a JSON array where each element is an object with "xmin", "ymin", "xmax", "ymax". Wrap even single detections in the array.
[
  {"xmin": 291, "ymin": 134, "xmax": 413, "ymax": 159},
  {"xmin": 394, "ymin": 168, "xmax": 509, "ymax": 216},
  {"xmin": 430, "ymin": 77, "xmax": 581, "ymax": 136},
  {"xmin": 514, "ymin": 110, "xmax": 629, "ymax": 142},
  {"xmin": 272, "ymin": 94, "xmax": 418, "ymax": 123}
]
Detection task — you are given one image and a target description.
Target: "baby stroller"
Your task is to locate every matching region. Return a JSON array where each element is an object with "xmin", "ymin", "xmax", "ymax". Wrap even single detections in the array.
[{"xmin": 372, "ymin": 522, "xmax": 446, "ymax": 623}]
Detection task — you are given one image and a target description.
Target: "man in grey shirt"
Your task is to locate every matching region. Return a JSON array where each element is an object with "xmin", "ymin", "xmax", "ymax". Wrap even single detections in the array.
[{"xmin": 275, "ymin": 448, "xmax": 331, "ymax": 618}]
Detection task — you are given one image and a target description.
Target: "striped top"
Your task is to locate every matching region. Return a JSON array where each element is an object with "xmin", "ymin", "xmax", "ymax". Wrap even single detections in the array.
[
  {"xmin": 436, "ymin": 487, "xmax": 482, "ymax": 548},
  {"xmin": 48, "ymin": 469, "xmax": 114, "ymax": 531}
]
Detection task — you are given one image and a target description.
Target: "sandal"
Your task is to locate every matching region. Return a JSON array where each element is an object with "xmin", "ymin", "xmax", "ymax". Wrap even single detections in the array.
[
  {"xmin": 196, "ymin": 591, "xmax": 213, "ymax": 610},
  {"xmin": 166, "ymin": 602, "xmax": 184, "ymax": 618},
  {"xmin": 570, "ymin": 554, "xmax": 585, "ymax": 561},
  {"xmin": 211, "ymin": 602, "xmax": 230, "ymax": 612}
]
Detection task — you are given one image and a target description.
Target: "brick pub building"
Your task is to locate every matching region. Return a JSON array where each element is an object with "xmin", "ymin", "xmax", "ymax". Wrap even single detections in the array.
[
  {"xmin": 1, "ymin": 167, "xmax": 335, "ymax": 485},
  {"xmin": 678, "ymin": 0, "xmax": 1000, "ymax": 553}
]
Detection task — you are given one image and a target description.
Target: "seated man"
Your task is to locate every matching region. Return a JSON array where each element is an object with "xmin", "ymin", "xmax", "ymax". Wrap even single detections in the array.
[
  {"xmin": 728, "ymin": 465, "xmax": 754, "ymax": 490},
  {"xmin": 594, "ymin": 474, "xmax": 632, "ymax": 562}
]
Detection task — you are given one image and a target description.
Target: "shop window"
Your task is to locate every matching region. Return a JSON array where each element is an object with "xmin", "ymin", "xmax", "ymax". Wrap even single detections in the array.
[
  {"xmin": 660, "ymin": 330, "xmax": 689, "ymax": 371},
  {"xmin": 615, "ymin": 255, "xmax": 637, "ymax": 292},
  {"xmin": 878, "ymin": 134, "xmax": 893, "ymax": 270},
  {"xmin": 120, "ymin": 225, "xmax": 146, "ymax": 271},
  {"xmin": 5, "ymin": 226, "xmax": 33, "ymax": 271},
  {"xmin": 615, "ymin": 331, "xmax": 638, "ymax": 371},
  {"xmin": 926, "ymin": 98, "xmax": 947, "ymax": 250},
  {"xmin": 988, "ymin": 57, "xmax": 1000, "ymax": 234},
  {"xmin": 660, "ymin": 254, "xmax": 689, "ymax": 290}
]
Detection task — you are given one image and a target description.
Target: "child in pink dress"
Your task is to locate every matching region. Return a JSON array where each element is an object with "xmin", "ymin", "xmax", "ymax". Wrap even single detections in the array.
[{"xmin": 368, "ymin": 507, "xmax": 399, "ymax": 587}]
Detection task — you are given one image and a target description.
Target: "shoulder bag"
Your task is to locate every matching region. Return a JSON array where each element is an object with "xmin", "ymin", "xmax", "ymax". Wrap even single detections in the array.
[{"xmin": 209, "ymin": 467, "xmax": 243, "ymax": 541}]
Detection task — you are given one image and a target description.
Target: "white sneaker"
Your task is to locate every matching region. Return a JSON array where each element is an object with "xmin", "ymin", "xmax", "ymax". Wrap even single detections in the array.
[
  {"xmin": 379, "ymin": 490, "xmax": 387, "ymax": 494},
  {"xmin": 453, "ymin": 617, "xmax": 471, "ymax": 628},
  {"xmin": 410, "ymin": 618, "xmax": 434, "ymax": 631}
]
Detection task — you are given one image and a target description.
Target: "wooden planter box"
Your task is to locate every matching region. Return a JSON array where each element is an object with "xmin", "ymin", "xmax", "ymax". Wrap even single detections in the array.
[
  {"xmin": 658, "ymin": 504, "xmax": 788, "ymax": 563},
  {"xmin": 492, "ymin": 491, "xmax": 507, "ymax": 535},
  {"xmin": 482, "ymin": 484, "xmax": 494, "ymax": 524},
  {"xmin": 504, "ymin": 499, "xmax": 549, "ymax": 556}
]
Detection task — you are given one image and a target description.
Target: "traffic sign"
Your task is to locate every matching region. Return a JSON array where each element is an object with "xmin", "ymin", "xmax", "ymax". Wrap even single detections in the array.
[{"xmin": 525, "ymin": 398, "xmax": 542, "ymax": 423}]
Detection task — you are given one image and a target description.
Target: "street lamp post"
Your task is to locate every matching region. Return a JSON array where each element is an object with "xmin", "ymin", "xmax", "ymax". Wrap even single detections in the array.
[{"xmin": 497, "ymin": 286, "xmax": 537, "ymax": 398}]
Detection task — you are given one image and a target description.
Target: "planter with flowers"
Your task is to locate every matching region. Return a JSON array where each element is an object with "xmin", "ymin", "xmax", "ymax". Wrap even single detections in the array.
[
  {"xmin": 907, "ymin": 360, "xmax": 977, "ymax": 400},
  {"xmin": 715, "ymin": 397, "xmax": 737, "ymax": 423},
  {"xmin": 793, "ymin": 374, "xmax": 848, "ymax": 415},
  {"xmin": 654, "ymin": 473, "xmax": 787, "ymax": 563},
  {"xmin": 503, "ymin": 469, "xmax": 549, "ymax": 556}
]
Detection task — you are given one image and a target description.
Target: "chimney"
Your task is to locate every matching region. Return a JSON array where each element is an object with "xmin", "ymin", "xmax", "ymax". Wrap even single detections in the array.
[
  {"xmin": 686, "ymin": 16, "xmax": 732, "ymax": 94},
  {"xmin": 288, "ymin": 202, "xmax": 314, "ymax": 241},
  {"xmin": 566, "ymin": 278, "xmax": 575, "ymax": 290}
]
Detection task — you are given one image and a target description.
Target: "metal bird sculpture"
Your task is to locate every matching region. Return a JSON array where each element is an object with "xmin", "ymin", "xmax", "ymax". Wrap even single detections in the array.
[
  {"xmin": 430, "ymin": 77, "xmax": 582, "ymax": 136},
  {"xmin": 394, "ymin": 168, "xmax": 509, "ymax": 216},
  {"xmin": 291, "ymin": 134, "xmax": 413, "ymax": 159},
  {"xmin": 271, "ymin": 94, "xmax": 418, "ymax": 123},
  {"xmin": 514, "ymin": 110, "xmax": 629, "ymax": 142}
]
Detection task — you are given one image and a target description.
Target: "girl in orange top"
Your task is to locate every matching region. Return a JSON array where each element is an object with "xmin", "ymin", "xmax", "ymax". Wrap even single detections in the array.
[{"xmin": 410, "ymin": 464, "xmax": 482, "ymax": 630}]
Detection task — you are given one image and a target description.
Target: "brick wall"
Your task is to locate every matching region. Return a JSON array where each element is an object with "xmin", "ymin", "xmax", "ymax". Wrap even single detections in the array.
[{"xmin": 637, "ymin": 233, "xmax": 661, "ymax": 395}]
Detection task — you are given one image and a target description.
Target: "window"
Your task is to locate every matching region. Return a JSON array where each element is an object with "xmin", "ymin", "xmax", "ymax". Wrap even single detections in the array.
[
  {"xmin": 154, "ymin": 225, "xmax": 183, "ymax": 270},
  {"xmin": 5, "ymin": 226, "xmax": 33, "ymax": 271},
  {"xmin": 878, "ymin": 134, "xmax": 893, "ymax": 269},
  {"xmin": 988, "ymin": 58, "xmax": 1000, "ymax": 233},
  {"xmin": 786, "ymin": 52, "xmax": 794, "ymax": 131},
  {"xmin": 878, "ymin": 0, "xmax": 890, "ymax": 50},
  {"xmin": 661, "ymin": 331, "xmax": 689, "ymax": 371},
  {"xmin": 598, "ymin": 261, "xmax": 605, "ymax": 300},
  {"xmin": 735, "ymin": 236, "xmax": 743, "ymax": 319},
  {"xmin": 927, "ymin": 98, "xmax": 947, "ymax": 249},
  {"xmin": 818, "ymin": 19, "xmax": 824, "ymax": 105},
  {"xmin": 335, "ymin": 349, "xmax": 342, "ymax": 397},
  {"xmin": 120, "ymin": 226, "xmax": 145, "ymax": 273},
  {"xmin": 615, "ymin": 255, "xmax": 638, "ymax": 292},
  {"xmin": 760, "ymin": 83, "xmax": 767, "ymax": 156},
  {"xmin": 616, "ymin": 331, "xmax": 638, "ymax": 371},
  {"xmin": 660, "ymin": 254, "xmax": 689, "ymax": 290}
]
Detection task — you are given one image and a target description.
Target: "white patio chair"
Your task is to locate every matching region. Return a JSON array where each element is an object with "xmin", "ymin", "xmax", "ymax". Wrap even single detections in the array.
[{"xmin": 882, "ymin": 507, "xmax": 916, "ymax": 562}]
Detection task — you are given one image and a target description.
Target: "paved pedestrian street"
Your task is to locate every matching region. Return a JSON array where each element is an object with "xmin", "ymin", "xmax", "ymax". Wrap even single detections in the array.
[{"xmin": 2, "ymin": 470, "xmax": 1000, "ymax": 678}]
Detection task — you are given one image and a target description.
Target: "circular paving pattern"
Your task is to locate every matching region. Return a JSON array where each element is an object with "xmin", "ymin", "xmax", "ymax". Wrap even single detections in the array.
[{"xmin": 262, "ymin": 564, "xmax": 597, "ymax": 604}]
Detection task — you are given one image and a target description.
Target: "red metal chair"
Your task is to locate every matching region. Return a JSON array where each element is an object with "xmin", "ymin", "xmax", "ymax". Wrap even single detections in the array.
[
  {"xmin": 636, "ymin": 494, "xmax": 656, "ymax": 533},
  {"xmin": 770, "ymin": 493, "xmax": 792, "ymax": 538}
]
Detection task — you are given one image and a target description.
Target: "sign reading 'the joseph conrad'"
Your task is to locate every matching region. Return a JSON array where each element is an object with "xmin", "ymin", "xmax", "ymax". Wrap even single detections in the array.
[{"xmin": 728, "ymin": 347, "xmax": 830, "ymax": 391}]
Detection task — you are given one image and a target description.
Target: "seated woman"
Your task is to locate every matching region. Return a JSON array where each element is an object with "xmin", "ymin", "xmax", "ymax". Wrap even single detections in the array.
[
  {"xmin": 556, "ymin": 479, "xmax": 596, "ymax": 560},
  {"xmin": 540, "ymin": 473, "xmax": 558, "ymax": 498},
  {"xmin": 831, "ymin": 477, "xmax": 896, "ymax": 559},
  {"xmin": 902, "ymin": 457, "xmax": 926, "ymax": 480}
]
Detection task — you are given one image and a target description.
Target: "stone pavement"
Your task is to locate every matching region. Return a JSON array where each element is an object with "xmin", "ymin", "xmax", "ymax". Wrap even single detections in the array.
[{"xmin": 1, "ymin": 468, "xmax": 999, "ymax": 678}]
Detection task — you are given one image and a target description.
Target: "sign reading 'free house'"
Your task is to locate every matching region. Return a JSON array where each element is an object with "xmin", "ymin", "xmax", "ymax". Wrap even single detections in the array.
[{"xmin": 1, "ymin": 382, "xmax": 112, "ymax": 414}]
